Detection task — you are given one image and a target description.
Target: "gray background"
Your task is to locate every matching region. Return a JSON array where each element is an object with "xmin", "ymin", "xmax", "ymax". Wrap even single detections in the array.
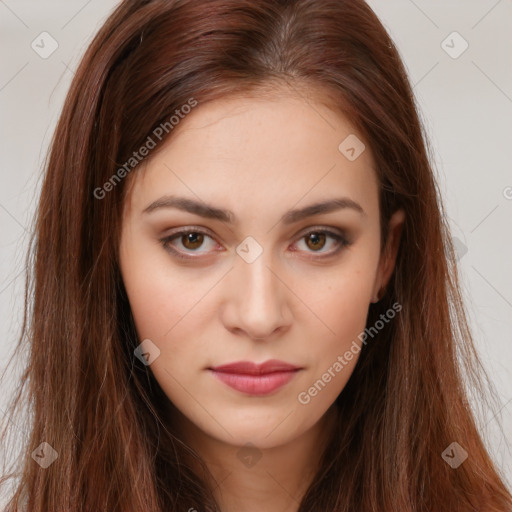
[{"xmin": 1, "ymin": 0, "xmax": 511, "ymax": 499}]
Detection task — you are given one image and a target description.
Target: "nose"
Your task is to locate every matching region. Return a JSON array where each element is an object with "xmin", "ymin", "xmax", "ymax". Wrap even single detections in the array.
[{"xmin": 221, "ymin": 251, "xmax": 292, "ymax": 341}]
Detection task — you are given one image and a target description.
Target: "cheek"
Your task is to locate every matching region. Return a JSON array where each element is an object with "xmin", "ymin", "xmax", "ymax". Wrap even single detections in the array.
[
  {"xmin": 294, "ymin": 252, "xmax": 378, "ymax": 397},
  {"xmin": 120, "ymin": 227, "xmax": 197, "ymax": 331},
  {"xmin": 119, "ymin": 237, "xmax": 227, "ymax": 380},
  {"xmin": 303, "ymin": 260, "xmax": 377, "ymax": 339},
  {"xmin": 119, "ymin": 236, "xmax": 188, "ymax": 348},
  {"xmin": 311, "ymin": 273, "xmax": 370, "ymax": 324},
  {"xmin": 121, "ymin": 261, "xmax": 177, "ymax": 341}
]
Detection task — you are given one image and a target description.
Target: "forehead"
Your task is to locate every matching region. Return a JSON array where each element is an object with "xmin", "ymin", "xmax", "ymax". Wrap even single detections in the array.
[{"xmin": 124, "ymin": 90, "xmax": 379, "ymax": 222}]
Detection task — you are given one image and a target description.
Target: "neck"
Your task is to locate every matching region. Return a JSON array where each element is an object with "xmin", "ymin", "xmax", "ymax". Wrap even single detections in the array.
[{"xmin": 170, "ymin": 404, "xmax": 339, "ymax": 512}]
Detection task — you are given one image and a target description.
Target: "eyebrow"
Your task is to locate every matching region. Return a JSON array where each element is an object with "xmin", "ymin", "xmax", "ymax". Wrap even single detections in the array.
[{"xmin": 143, "ymin": 195, "xmax": 366, "ymax": 224}]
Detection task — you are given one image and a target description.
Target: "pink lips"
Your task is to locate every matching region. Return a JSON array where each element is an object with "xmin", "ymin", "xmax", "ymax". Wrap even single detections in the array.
[{"xmin": 208, "ymin": 360, "xmax": 301, "ymax": 396}]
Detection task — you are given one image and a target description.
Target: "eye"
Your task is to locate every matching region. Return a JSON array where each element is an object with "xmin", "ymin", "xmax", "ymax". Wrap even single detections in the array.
[
  {"xmin": 291, "ymin": 227, "xmax": 350, "ymax": 257},
  {"xmin": 160, "ymin": 226, "xmax": 350, "ymax": 261},
  {"xmin": 160, "ymin": 227, "xmax": 220, "ymax": 259}
]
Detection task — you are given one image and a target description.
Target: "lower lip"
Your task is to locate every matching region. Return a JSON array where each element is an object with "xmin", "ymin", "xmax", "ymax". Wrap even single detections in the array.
[{"xmin": 209, "ymin": 369, "xmax": 299, "ymax": 395}]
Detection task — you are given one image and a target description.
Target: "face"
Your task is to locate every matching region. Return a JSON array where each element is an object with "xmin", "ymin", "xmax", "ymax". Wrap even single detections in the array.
[{"xmin": 119, "ymin": 89, "xmax": 404, "ymax": 450}]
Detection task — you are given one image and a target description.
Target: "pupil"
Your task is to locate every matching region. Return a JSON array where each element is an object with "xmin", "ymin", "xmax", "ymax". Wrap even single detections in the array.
[
  {"xmin": 184, "ymin": 232, "xmax": 203, "ymax": 249},
  {"xmin": 308, "ymin": 232, "xmax": 325, "ymax": 250}
]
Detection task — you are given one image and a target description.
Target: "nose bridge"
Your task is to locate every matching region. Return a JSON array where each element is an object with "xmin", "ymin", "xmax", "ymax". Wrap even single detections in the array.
[
  {"xmin": 238, "ymin": 245, "xmax": 280, "ymax": 307},
  {"xmin": 227, "ymin": 241, "xmax": 289, "ymax": 338}
]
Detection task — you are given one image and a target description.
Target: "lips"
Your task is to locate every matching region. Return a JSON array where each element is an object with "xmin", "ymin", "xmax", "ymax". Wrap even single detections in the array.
[
  {"xmin": 209, "ymin": 359, "xmax": 300, "ymax": 375},
  {"xmin": 208, "ymin": 359, "xmax": 302, "ymax": 395}
]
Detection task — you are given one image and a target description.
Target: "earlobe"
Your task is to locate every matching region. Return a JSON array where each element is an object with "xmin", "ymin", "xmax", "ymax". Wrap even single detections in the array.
[
  {"xmin": 371, "ymin": 286, "xmax": 387, "ymax": 304},
  {"xmin": 371, "ymin": 209, "xmax": 405, "ymax": 303}
]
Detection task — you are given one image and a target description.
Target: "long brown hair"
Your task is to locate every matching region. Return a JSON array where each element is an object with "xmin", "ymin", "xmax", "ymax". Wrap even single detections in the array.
[{"xmin": 1, "ymin": 0, "xmax": 511, "ymax": 510}]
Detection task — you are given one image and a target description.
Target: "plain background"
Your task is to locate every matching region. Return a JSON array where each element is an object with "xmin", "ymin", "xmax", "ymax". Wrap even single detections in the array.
[{"xmin": 1, "ymin": 0, "xmax": 511, "ymax": 500}]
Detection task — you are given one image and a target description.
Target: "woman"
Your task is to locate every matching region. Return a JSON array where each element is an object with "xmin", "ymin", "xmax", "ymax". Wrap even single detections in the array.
[{"xmin": 1, "ymin": 0, "xmax": 511, "ymax": 510}]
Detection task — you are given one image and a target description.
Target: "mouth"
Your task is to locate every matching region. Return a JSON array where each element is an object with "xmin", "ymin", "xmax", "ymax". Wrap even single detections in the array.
[{"xmin": 207, "ymin": 359, "xmax": 302, "ymax": 396}]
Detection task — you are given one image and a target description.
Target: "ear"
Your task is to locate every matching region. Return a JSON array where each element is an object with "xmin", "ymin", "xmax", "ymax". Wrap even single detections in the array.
[{"xmin": 371, "ymin": 209, "xmax": 405, "ymax": 303}]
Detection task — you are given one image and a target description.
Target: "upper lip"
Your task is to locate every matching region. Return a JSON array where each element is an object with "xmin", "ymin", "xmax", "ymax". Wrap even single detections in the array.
[{"xmin": 209, "ymin": 359, "xmax": 301, "ymax": 375}]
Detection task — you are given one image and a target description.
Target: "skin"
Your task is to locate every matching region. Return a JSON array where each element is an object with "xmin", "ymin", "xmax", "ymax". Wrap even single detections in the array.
[{"xmin": 119, "ymin": 86, "xmax": 405, "ymax": 512}]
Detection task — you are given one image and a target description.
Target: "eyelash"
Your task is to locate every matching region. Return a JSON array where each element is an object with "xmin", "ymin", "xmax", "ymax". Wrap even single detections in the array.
[{"xmin": 160, "ymin": 225, "xmax": 351, "ymax": 261}]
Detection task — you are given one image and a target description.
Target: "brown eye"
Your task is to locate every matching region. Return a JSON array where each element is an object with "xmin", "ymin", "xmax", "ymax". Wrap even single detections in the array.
[
  {"xmin": 160, "ymin": 228, "xmax": 219, "ymax": 260},
  {"xmin": 293, "ymin": 228, "xmax": 349, "ymax": 257},
  {"xmin": 305, "ymin": 232, "xmax": 327, "ymax": 251},
  {"xmin": 181, "ymin": 232, "xmax": 204, "ymax": 250}
]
